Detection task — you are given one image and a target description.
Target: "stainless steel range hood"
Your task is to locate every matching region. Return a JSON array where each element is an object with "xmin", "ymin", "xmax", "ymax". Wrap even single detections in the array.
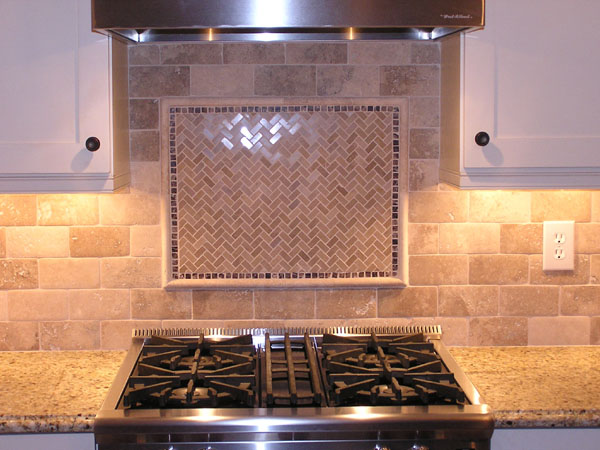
[{"xmin": 92, "ymin": 0, "xmax": 484, "ymax": 43}]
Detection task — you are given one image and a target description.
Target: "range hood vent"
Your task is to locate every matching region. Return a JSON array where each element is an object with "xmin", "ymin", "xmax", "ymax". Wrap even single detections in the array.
[{"xmin": 92, "ymin": 0, "xmax": 484, "ymax": 43}]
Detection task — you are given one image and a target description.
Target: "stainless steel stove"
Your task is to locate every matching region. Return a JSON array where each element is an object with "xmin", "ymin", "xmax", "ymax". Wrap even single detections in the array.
[{"xmin": 94, "ymin": 326, "xmax": 494, "ymax": 450}]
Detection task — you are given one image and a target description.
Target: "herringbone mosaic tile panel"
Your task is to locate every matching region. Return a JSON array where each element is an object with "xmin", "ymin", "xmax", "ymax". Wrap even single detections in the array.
[{"xmin": 169, "ymin": 105, "xmax": 399, "ymax": 280}]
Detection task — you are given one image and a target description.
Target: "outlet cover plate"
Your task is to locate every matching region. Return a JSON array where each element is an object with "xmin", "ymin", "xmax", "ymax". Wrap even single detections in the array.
[{"xmin": 543, "ymin": 220, "xmax": 574, "ymax": 271}]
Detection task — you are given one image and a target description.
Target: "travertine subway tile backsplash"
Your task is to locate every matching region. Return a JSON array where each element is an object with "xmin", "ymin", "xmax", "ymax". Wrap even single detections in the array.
[{"xmin": 1, "ymin": 41, "xmax": 600, "ymax": 349}]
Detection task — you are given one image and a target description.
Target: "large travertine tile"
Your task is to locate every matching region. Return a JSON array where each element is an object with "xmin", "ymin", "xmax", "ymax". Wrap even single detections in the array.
[
  {"xmin": 0, "ymin": 291, "xmax": 6, "ymax": 321},
  {"xmin": 592, "ymin": 255, "xmax": 600, "ymax": 283},
  {"xmin": 7, "ymin": 290, "xmax": 68, "ymax": 321},
  {"xmin": 129, "ymin": 162, "xmax": 161, "ymax": 195},
  {"xmin": 40, "ymin": 321, "xmax": 100, "ymax": 350},
  {"xmin": 0, "ymin": 195, "xmax": 36, "ymax": 226},
  {"xmin": 131, "ymin": 289, "xmax": 192, "ymax": 320},
  {"xmin": 408, "ymin": 223, "xmax": 438, "ymax": 255},
  {"xmin": 500, "ymin": 224, "xmax": 542, "ymax": 254},
  {"xmin": 575, "ymin": 224, "xmax": 600, "ymax": 253},
  {"xmin": 160, "ymin": 43, "xmax": 222, "ymax": 64},
  {"xmin": 409, "ymin": 128, "xmax": 439, "ymax": 159},
  {"xmin": 316, "ymin": 66, "xmax": 379, "ymax": 96},
  {"xmin": 592, "ymin": 192, "xmax": 600, "ymax": 222},
  {"xmin": 223, "ymin": 43, "xmax": 284, "ymax": 64},
  {"xmin": 99, "ymin": 194, "xmax": 160, "ymax": 225},
  {"xmin": 409, "ymin": 160, "xmax": 438, "ymax": 191},
  {"xmin": 192, "ymin": 291, "xmax": 253, "ymax": 320},
  {"xmin": 528, "ymin": 317, "xmax": 590, "ymax": 345},
  {"xmin": 380, "ymin": 66, "xmax": 439, "ymax": 96},
  {"xmin": 39, "ymin": 259, "xmax": 99, "ymax": 289},
  {"xmin": 130, "ymin": 66, "xmax": 190, "ymax": 97},
  {"xmin": 469, "ymin": 317, "xmax": 528, "ymax": 346},
  {"xmin": 591, "ymin": 317, "xmax": 600, "ymax": 345},
  {"xmin": 68, "ymin": 290, "xmax": 130, "ymax": 320},
  {"xmin": 37, "ymin": 195, "xmax": 98, "ymax": 226},
  {"xmin": 0, "ymin": 322, "xmax": 39, "ymax": 351},
  {"xmin": 409, "ymin": 97, "xmax": 439, "ymax": 128},
  {"xmin": 0, "ymin": 259, "xmax": 38, "ymax": 289},
  {"xmin": 69, "ymin": 227, "xmax": 129, "ymax": 257},
  {"xmin": 101, "ymin": 258, "xmax": 161, "ymax": 288},
  {"xmin": 129, "ymin": 99, "xmax": 159, "ymax": 129},
  {"xmin": 130, "ymin": 130, "xmax": 160, "ymax": 161},
  {"xmin": 315, "ymin": 290, "xmax": 376, "ymax": 319},
  {"xmin": 191, "ymin": 65, "xmax": 254, "ymax": 96},
  {"xmin": 378, "ymin": 287, "xmax": 437, "ymax": 317},
  {"xmin": 438, "ymin": 286, "xmax": 498, "ymax": 316},
  {"xmin": 5, "ymin": 226, "xmax": 69, "ymax": 258},
  {"xmin": 561, "ymin": 286, "xmax": 600, "ymax": 315},
  {"xmin": 286, "ymin": 43, "xmax": 347, "ymax": 64},
  {"xmin": 129, "ymin": 44, "xmax": 159, "ymax": 65},
  {"xmin": 254, "ymin": 66, "xmax": 316, "ymax": 96},
  {"xmin": 405, "ymin": 317, "xmax": 468, "ymax": 346},
  {"xmin": 530, "ymin": 254, "xmax": 589, "ymax": 285},
  {"xmin": 469, "ymin": 191, "xmax": 531, "ymax": 222},
  {"xmin": 101, "ymin": 320, "xmax": 162, "ymax": 350},
  {"xmin": 409, "ymin": 255, "xmax": 468, "ymax": 285},
  {"xmin": 255, "ymin": 290, "xmax": 315, "ymax": 319},
  {"xmin": 469, "ymin": 255, "xmax": 529, "ymax": 285},
  {"xmin": 411, "ymin": 42, "xmax": 441, "ymax": 64},
  {"xmin": 408, "ymin": 191, "xmax": 468, "ymax": 223},
  {"xmin": 348, "ymin": 42, "xmax": 410, "ymax": 64},
  {"xmin": 499, "ymin": 286, "xmax": 559, "ymax": 316},
  {"xmin": 439, "ymin": 223, "xmax": 500, "ymax": 254},
  {"xmin": 130, "ymin": 226, "xmax": 162, "ymax": 257},
  {"xmin": 531, "ymin": 191, "xmax": 591, "ymax": 222},
  {"xmin": 0, "ymin": 228, "xmax": 5, "ymax": 258}
]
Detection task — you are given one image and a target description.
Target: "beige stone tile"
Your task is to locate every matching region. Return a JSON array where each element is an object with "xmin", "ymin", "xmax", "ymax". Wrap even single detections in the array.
[
  {"xmin": 224, "ymin": 43, "xmax": 285, "ymax": 64},
  {"xmin": 130, "ymin": 130, "xmax": 160, "ymax": 161},
  {"xmin": 500, "ymin": 224, "xmax": 542, "ymax": 254},
  {"xmin": 575, "ymin": 223, "xmax": 600, "ymax": 253},
  {"xmin": 130, "ymin": 66, "xmax": 190, "ymax": 98},
  {"xmin": 254, "ymin": 66, "xmax": 316, "ymax": 96},
  {"xmin": 408, "ymin": 223, "xmax": 438, "ymax": 255},
  {"xmin": 592, "ymin": 255, "xmax": 600, "ymax": 284},
  {"xmin": 39, "ymin": 258, "xmax": 99, "ymax": 289},
  {"xmin": 561, "ymin": 286, "xmax": 600, "ymax": 315},
  {"xmin": 190, "ymin": 65, "xmax": 254, "ymax": 96},
  {"xmin": 409, "ymin": 128, "xmax": 439, "ymax": 159},
  {"xmin": 192, "ymin": 290, "xmax": 253, "ymax": 320},
  {"xmin": 531, "ymin": 191, "xmax": 591, "ymax": 222},
  {"xmin": 0, "ymin": 259, "xmax": 38, "ymax": 289},
  {"xmin": 68, "ymin": 289, "xmax": 130, "ymax": 320},
  {"xmin": 129, "ymin": 44, "xmax": 159, "ymax": 65},
  {"xmin": 409, "ymin": 97, "xmax": 439, "ymax": 128},
  {"xmin": 101, "ymin": 257, "xmax": 161, "ymax": 288},
  {"xmin": 130, "ymin": 162, "xmax": 161, "ymax": 195},
  {"xmin": 438, "ymin": 286, "xmax": 498, "ymax": 316},
  {"xmin": 409, "ymin": 160, "xmax": 438, "ymax": 191},
  {"xmin": 0, "ymin": 228, "xmax": 5, "ymax": 258},
  {"xmin": 316, "ymin": 289, "xmax": 376, "ymax": 319},
  {"xmin": 380, "ymin": 66, "xmax": 439, "ymax": 96},
  {"xmin": 7, "ymin": 290, "xmax": 68, "ymax": 321},
  {"xmin": 160, "ymin": 43, "xmax": 222, "ymax": 64},
  {"xmin": 131, "ymin": 289, "xmax": 192, "ymax": 320},
  {"xmin": 408, "ymin": 191, "xmax": 468, "ymax": 223},
  {"xmin": 316, "ymin": 66, "xmax": 379, "ymax": 97},
  {"xmin": 69, "ymin": 226, "xmax": 130, "ymax": 257},
  {"xmin": 469, "ymin": 317, "xmax": 528, "ymax": 346},
  {"xmin": 378, "ymin": 287, "xmax": 437, "ymax": 317},
  {"xmin": 528, "ymin": 317, "xmax": 590, "ymax": 345},
  {"xmin": 129, "ymin": 99, "xmax": 159, "ymax": 130},
  {"xmin": 411, "ymin": 42, "xmax": 441, "ymax": 64},
  {"xmin": 40, "ymin": 321, "xmax": 100, "ymax": 350},
  {"xmin": 0, "ymin": 322, "xmax": 39, "ymax": 351},
  {"xmin": 0, "ymin": 195, "xmax": 36, "ymax": 226},
  {"xmin": 99, "ymin": 193, "xmax": 160, "ymax": 225},
  {"xmin": 37, "ymin": 194, "xmax": 98, "ymax": 225},
  {"xmin": 286, "ymin": 43, "xmax": 347, "ymax": 64},
  {"xmin": 591, "ymin": 317, "xmax": 600, "ymax": 345},
  {"xmin": 408, "ymin": 317, "xmax": 468, "ymax": 346},
  {"xmin": 498, "ymin": 286, "xmax": 559, "ymax": 316},
  {"xmin": 409, "ymin": 255, "xmax": 468, "ymax": 285},
  {"xmin": 469, "ymin": 255, "xmax": 529, "ymax": 285},
  {"xmin": 530, "ymin": 254, "xmax": 589, "ymax": 285},
  {"xmin": 593, "ymin": 192, "xmax": 600, "ymax": 222},
  {"xmin": 0, "ymin": 291, "xmax": 6, "ymax": 321},
  {"xmin": 348, "ymin": 42, "xmax": 411, "ymax": 64},
  {"xmin": 101, "ymin": 320, "xmax": 162, "ymax": 350},
  {"xmin": 255, "ymin": 290, "xmax": 315, "ymax": 319},
  {"xmin": 469, "ymin": 191, "xmax": 531, "ymax": 223},
  {"xmin": 131, "ymin": 226, "xmax": 162, "ymax": 257},
  {"xmin": 439, "ymin": 223, "xmax": 500, "ymax": 254},
  {"xmin": 6, "ymin": 227, "xmax": 69, "ymax": 257}
]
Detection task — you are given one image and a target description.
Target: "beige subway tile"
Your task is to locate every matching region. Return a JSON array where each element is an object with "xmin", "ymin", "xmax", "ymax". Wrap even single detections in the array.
[
  {"xmin": 439, "ymin": 223, "xmax": 500, "ymax": 254},
  {"xmin": 0, "ymin": 259, "xmax": 38, "ymax": 289},
  {"xmin": 5, "ymin": 226, "xmax": 69, "ymax": 258},
  {"xmin": 40, "ymin": 321, "xmax": 100, "ymax": 350},
  {"xmin": 160, "ymin": 43, "xmax": 222, "ymax": 64},
  {"xmin": 530, "ymin": 254, "xmax": 589, "ymax": 285},
  {"xmin": 193, "ymin": 290, "xmax": 253, "ymax": 320},
  {"xmin": 469, "ymin": 317, "xmax": 528, "ymax": 346},
  {"xmin": 37, "ymin": 195, "xmax": 98, "ymax": 225},
  {"xmin": 380, "ymin": 65, "xmax": 439, "ymax": 96},
  {"xmin": 469, "ymin": 191, "xmax": 530, "ymax": 223},
  {"xmin": 316, "ymin": 289, "xmax": 376, "ymax": 319},
  {"xmin": 575, "ymin": 224, "xmax": 600, "ymax": 253},
  {"xmin": 286, "ymin": 43, "xmax": 347, "ymax": 64},
  {"xmin": 0, "ymin": 291, "xmax": 6, "ymax": 321},
  {"xmin": 223, "ymin": 43, "xmax": 285, "ymax": 64},
  {"xmin": 438, "ymin": 286, "xmax": 498, "ymax": 316},
  {"xmin": 7, "ymin": 290, "xmax": 68, "ymax": 321},
  {"xmin": 409, "ymin": 128, "xmax": 439, "ymax": 159},
  {"xmin": 499, "ymin": 286, "xmax": 559, "ymax": 316},
  {"xmin": 409, "ymin": 160, "xmax": 439, "ymax": 191},
  {"xmin": 531, "ymin": 191, "xmax": 591, "ymax": 222},
  {"xmin": 68, "ymin": 289, "xmax": 130, "ymax": 320},
  {"xmin": 561, "ymin": 286, "xmax": 600, "ymax": 315},
  {"xmin": 469, "ymin": 255, "xmax": 528, "ymax": 285},
  {"xmin": 500, "ymin": 224, "xmax": 542, "ymax": 254},
  {"xmin": 0, "ymin": 228, "xmax": 5, "ymax": 258},
  {"xmin": 191, "ymin": 65, "xmax": 254, "ymax": 96},
  {"xmin": 316, "ymin": 66, "xmax": 379, "ymax": 97},
  {"xmin": 131, "ymin": 226, "xmax": 162, "ymax": 257},
  {"xmin": 378, "ymin": 287, "xmax": 437, "ymax": 317},
  {"xmin": 0, "ymin": 195, "xmax": 36, "ymax": 226},
  {"xmin": 408, "ymin": 224, "xmax": 438, "ymax": 255},
  {"xmin": 130, "ymin": 162, "xmax": 161, "ymax": 195},
  {"xmin": 69, "ymin": 227, "xmax": 129, "ymax": 257},
  {"xmin": 129, "ymin": 66, "xmax": 190, "ymax": 97},
  {"xmin": 409, "ymin": 97, "xmax": 439, "ymax": 128},
  {"xmin": 131, "ymin": 289, "xmax": 192, "ymax": 320},
  {"xmin": 0, "ymin": 322, "xmax": 39, "ymax": 351},
  {"xmin": 409, "ymin": 255, "xmax": 468, "ymax": 285},
  {"xmin": 591, "ymin": 317, "xmax": 600, "ymax": 344},
  {"xmin": 39, "ymin": 258, "xmax": 99, "ymax": 289},
  {"xmin": 254, "ymin": 66, "xmax": 316, "ymax": 96},
  {"xmin": 348, "ymin": 42, "xmax": 410, "ymax": 65},
  {"xmin": 528, "ymin": 317, "xmax": 590, "ymax": 345},
  {"xmin": 101, "ymin": 320, "xmax": 162, "ymax": 350},
  {"xmin": 255, "ymin": 290, "xmax": 315, "ymax": 319},
  {"xmin": 408, "ymin": 191, "xmax": 468, "ymax": 223},
  {"xmin": 101, "ymin": 258, "xmax": 161, "ymax": 288},
  {"xmin": 99, "ymin": 193, "xmax": 160, "ymax": 225}
]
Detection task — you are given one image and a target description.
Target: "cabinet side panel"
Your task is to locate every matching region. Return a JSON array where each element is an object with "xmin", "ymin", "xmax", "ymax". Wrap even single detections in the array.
[
  {"xmin": 111, "ymin": 38, "xmax": 131, "ymax": 188},
  {"xmin": 440, "ymin": 34, "xmax": 462, "ymax": 178}
]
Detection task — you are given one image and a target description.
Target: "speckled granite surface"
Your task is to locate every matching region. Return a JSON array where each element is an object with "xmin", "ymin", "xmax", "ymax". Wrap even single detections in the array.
[{"xmin": 1, "ymin": 347, "xmax": 599, "ymax": 433}]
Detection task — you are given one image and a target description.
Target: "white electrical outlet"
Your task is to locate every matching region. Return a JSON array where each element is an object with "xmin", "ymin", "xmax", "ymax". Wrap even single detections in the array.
[{"xmin": 543, "ymin": 221, "xmax": 574, "ymax": 271}]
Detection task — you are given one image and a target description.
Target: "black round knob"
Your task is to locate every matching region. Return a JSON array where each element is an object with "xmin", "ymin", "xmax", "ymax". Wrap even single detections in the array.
[
  {"xmin": 85, "ymin": 136, "xmax": 101, "ymax": 152},
  {"xmin": 475, "ymin": 131, "xmax": 490, "ymax": 147}
]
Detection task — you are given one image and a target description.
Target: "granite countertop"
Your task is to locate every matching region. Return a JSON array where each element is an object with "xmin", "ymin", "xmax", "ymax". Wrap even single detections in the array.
[{"xmin": 1, "ymin": 346, "xmax": 599, "ymax": 433}]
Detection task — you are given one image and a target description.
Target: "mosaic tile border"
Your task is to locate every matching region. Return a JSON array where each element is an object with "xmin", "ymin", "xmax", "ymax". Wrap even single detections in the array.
[{"xmin": 168, "ymin": 104, "xmax": 400, "ymax": 281}]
